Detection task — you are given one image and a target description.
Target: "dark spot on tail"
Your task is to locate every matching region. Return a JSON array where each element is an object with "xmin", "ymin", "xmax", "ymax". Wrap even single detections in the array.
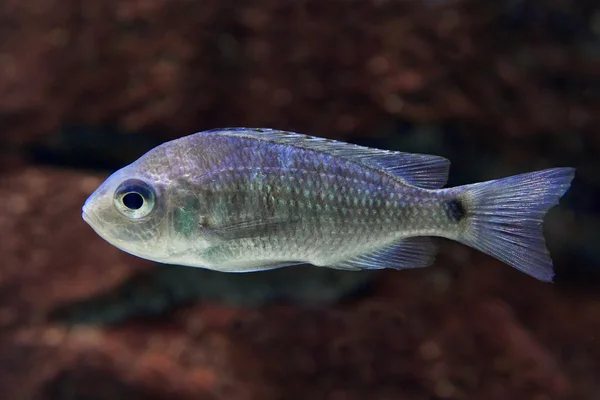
[{"xmin": 445, "ymin": 198, "xmax": 466, "ymax": 222}]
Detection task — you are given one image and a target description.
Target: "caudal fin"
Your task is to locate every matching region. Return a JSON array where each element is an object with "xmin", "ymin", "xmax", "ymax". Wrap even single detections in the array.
[{"xmin": 457, "ymin": 167, "xmax": 575, "ymax": 282}]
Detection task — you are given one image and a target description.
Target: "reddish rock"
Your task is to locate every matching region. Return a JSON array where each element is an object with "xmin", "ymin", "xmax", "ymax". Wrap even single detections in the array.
[
  {"xmin": 0, "ymin": 167, "xmax": 152, "ymax": 330},
  {"xmin": 0, "ymin": 0, "xmax": 598, "ymax": 147},
  {"xmin": 2, "ymin": 169, "xmax": 598, "ymax": 399}
]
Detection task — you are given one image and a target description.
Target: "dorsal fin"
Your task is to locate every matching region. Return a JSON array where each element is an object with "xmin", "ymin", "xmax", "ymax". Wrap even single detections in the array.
[{"xmin": 199, "ymin": 128, "xmax": 451, "ymax": 189}]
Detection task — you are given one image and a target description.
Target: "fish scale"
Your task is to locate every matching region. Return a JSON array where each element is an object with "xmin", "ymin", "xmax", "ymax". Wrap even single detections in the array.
[
  {"xmin": 83, "ymin": 128, "xmax": 575, "ymax": 282},
  {"xmin": 180, "ymin": 137, "xmax": 456, "ymax": 270}
]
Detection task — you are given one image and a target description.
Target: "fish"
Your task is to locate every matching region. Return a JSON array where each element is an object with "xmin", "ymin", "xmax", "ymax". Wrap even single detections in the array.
[{"xmin": 82, "ymin": 128, "xmax": 575, "ymax": 282}]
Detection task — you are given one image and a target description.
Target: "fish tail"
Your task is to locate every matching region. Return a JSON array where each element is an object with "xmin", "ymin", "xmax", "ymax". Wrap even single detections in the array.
[{"xmin": 454, "ymin": 167, "xmax": 575, "ymax": 282}]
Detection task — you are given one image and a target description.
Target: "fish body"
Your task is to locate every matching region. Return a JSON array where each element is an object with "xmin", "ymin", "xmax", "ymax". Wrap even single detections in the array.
[{"xmin": 82, "ymin": 128, "xmax": 575, "ymax": 282}]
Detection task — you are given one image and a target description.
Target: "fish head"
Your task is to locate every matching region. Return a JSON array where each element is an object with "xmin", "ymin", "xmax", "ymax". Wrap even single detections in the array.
[{"xmin": 82, "ymin": 147, "xmax": 176, "ymax": 262}]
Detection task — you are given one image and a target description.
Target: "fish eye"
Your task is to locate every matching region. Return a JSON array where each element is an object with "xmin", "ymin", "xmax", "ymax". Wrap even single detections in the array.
[
  {"xmin": 122, "ymin": 192, "xmax": 144, "ymax": 210},
  {"xmin": 113, "ymin": 179, "xmax": 156, "ymax": 219}
]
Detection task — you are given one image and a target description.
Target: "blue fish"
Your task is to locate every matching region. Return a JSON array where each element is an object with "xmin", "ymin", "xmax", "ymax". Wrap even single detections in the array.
[{"xmin": 82, "ymin": 128, "xmax": 575, "ymax": 282}]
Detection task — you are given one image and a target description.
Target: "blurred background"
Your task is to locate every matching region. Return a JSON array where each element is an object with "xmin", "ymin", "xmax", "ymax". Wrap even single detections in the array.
[{"xmin": 1, "ymin": 0, "xmax": 599, "ymax": 399}]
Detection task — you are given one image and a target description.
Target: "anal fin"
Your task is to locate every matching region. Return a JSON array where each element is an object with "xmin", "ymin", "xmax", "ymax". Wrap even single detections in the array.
[{"xmin": 327, "ymin": 237, "xmax": 437, "ymax": 271}]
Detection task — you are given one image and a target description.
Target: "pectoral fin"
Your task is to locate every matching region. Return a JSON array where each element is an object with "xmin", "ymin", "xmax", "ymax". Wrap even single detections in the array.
[{"xmin": 201, "ymin": 216, "xmax": 300, "ymax": 241}]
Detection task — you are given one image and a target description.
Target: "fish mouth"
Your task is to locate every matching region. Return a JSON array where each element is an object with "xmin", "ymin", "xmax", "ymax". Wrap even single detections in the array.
[
  {"xmin": 81, "ymin": 209, "xmax": 101, "ymax": 230},
  {"xmin": 81, "ymin": 209, "xmax": 114, "ymax": 245},
  {"xmin": 82, "ymin": 210, "xmax": 94, "ymax": 225}
]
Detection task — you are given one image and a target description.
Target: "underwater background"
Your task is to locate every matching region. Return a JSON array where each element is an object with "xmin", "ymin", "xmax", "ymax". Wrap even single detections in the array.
[{"xmin": 1, "ymin": 0, "xmax": 599, "ymax": 398}]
